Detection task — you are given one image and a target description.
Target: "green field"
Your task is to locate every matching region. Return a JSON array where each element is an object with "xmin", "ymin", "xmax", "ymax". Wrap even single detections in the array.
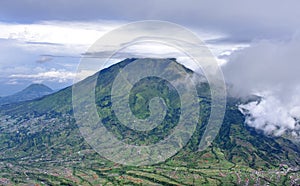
[{"xmin": 0, "ymin": 58, "xmax": 299, "ymax": 185}]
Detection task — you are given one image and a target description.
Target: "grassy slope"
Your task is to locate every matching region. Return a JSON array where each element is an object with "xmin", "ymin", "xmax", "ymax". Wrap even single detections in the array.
[{"xmin": 0, "ymin": 58, "xmax": 299, "ymax": 185}]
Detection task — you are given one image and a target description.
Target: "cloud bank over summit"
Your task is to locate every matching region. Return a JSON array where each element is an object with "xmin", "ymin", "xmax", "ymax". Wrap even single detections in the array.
[{"xmin": 223, "ymin": 36, "xmax": 300, "ymax": 139}]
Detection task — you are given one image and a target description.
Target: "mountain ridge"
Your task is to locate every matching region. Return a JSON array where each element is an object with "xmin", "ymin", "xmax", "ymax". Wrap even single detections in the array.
[
  {"xmin": 0, "ymin": 58, "xmax": 299, "ymax": 185},
  {"xmin": 0, "ymin": 83, "xmax": 53, "ymax": 106}
]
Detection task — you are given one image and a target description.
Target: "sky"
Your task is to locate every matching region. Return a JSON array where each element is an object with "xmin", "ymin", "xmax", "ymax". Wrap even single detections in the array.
[{"xmin": 0, "ymin": 0, "xmax": 300, "ymax": 140}]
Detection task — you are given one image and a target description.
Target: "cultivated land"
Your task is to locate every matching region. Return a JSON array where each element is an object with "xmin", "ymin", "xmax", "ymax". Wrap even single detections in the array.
[{"xmin": 0, "ymin": 58, "xmax": 299, "ymax": 185}]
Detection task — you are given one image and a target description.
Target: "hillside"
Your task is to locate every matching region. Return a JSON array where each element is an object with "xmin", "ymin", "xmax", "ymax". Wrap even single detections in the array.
[
  {"xmin": 0, "ymin": 84, "xmax": 53, "ymax": 106},
  {"xmin": 0, "ymin": 58, "xmax": 299, "ymax": 185}
]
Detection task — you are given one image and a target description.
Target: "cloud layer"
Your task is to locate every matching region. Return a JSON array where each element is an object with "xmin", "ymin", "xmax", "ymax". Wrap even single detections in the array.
[
  {"xmin": 10, "ymin": 69, "xmax": 76, "ymax": 83},
  {"xmin": 223, "ymin": 36, "xmax": 300, "ymax": 140},
  {"xmin": 1, "ymin": 0, "xmax": 300, "ymax": 42},
  {"xmin": 0, "ymin": 20, "xmax": 238, "ymax": 96}
]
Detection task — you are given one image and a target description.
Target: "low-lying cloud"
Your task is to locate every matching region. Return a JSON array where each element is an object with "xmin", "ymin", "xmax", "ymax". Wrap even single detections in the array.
[
  {"xmin": 10, "ymin": 69, "xmax": 76, "ymax": 83},
  {"xmin": 239, "ymin": 92, "xmax": 300, "ymax": 138},
  {"xmin": 223, "ymin": 35, "xmax": 300, "ymax": 141}
]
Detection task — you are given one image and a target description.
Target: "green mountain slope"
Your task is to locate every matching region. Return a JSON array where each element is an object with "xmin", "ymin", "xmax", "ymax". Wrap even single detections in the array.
[
  {"xmin": 0, "ymin": 83, "xmax": 53, "ymax": 106},
  {"xmin": 0, "ymin": 58, "xmax": 299, "ymax": 185}
]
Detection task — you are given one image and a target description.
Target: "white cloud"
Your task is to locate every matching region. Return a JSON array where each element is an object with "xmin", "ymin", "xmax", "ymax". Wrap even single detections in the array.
[
  {"xmin": 0, "ymin": 21, "xmax": 119, "ymax": 92},
  {"xmin": 0, "ymin": 21, "xmax": 120, "ymax": 44},
  {"xmin": 10, "ymin": 69, "xmax": 76, "ymax": 83},
  {"xmin": 6, "ymin": 79, "xmax": 19, "ymax": 85},
  {"xmin": 0, "ymin": 20, "xmax": 241, "ymax": 95},
  {"xmin": 36, "ymin": 55, "xmax": 53, "ymax": 63},
  {"xmin": 239, "ymin": 92, "xmax": 300, "ymax": 137},
  {"xmin": 224, "ymin": 36, "xmax": 300, "ymax": 140},
  {"xmin": 0, "ymin": 20, "xmax": 237, "ymax": 57},
  {"xmin": 0, "ymin": 21, "xmax": 123, "ymax": 55}
]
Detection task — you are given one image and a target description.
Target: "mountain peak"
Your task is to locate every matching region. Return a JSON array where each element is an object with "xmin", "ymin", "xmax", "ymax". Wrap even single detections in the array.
[
  {"xmin": 22, "ymin": 83, "xmax": 53, "ymax": 93},
  {"xmin": 0, "ymin": 58, "xmax": 299, "ymax": 184},
  {"xmin": 0, "ymin": 83, "xmax": 53, "ymax": 105}
]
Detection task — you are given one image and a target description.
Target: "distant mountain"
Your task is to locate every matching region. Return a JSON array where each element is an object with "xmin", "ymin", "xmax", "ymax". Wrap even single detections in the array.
[
  {"xmin": 0, "ymin": 83, "xmax": 53, "ymax": 105},
  {"xmin": 0, "ymin": 58, "xmax": 299, "ymax": 185}
]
